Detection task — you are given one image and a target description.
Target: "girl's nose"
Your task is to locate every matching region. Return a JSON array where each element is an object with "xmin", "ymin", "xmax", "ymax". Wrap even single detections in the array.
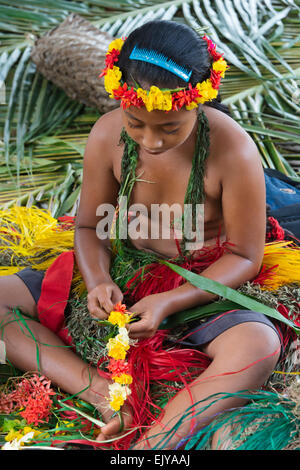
[{"xmin": 141, "ymin": 128, "xmax": 163, "ymax": 150}]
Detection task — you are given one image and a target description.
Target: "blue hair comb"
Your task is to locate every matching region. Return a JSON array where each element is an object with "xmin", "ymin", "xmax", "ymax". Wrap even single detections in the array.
[{"xmin": 129, "ymin": 45, "xmax": 192, "ymax": 82}]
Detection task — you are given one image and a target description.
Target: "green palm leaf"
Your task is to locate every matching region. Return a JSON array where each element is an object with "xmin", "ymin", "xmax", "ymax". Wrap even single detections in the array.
[{"xmin": 161, "ymin": 261, "xmax": 300, "ymax": 334}]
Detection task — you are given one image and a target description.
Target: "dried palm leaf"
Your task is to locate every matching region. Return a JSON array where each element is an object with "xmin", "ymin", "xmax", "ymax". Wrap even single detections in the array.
[{"xmin": 30, "ymin": 13, "xmax": 117, "ymax": 114}]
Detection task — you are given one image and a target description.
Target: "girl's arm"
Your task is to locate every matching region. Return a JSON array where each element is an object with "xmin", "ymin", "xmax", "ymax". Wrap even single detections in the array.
[{"xmin": 74, "ymin": 114, "xmax": 122, "ymax": 317}]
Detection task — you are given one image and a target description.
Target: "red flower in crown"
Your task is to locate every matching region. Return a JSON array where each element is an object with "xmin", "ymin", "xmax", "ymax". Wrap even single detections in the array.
[
  {"xmin": 210, "ymin": 69, "xmax": 222, "ymax": 89},
  {"xmin": 202, "ymin": 35, "xmax": 224, "ymax": 61},
  {"xmin": 113, "ymin": 83, "xmax": 144, "ymax": 109},
  {"xmin": 105, "ymin": 48, "xmax": 120, "ymax": 69},
  {"xmin": 172, "ymin": 84, "xmax": 201, "ymax": 111},
  {"xmin": 99, "ymin": 48, "xmax": 121, "ymax": 77}
]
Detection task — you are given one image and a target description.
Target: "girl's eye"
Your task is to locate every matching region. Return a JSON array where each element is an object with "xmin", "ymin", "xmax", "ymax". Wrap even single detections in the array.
[
  {"xmin": 164, "ymin": 128, "xmax": 179, "ymax": 135},
  {"xmin": 127, "ymin": 122, "xmax": 179, "ymax": 134},
  {"xmin": 128, "ymin": 122, "xmax": 141, "ymax": 129}
]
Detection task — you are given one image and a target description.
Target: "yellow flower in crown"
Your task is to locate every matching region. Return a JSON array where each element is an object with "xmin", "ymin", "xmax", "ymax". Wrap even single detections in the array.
[
  {"xmin": 212, "ymin": 57, "xmax": 228, "ymax": 78},
  {"xmin": 196, "ymin": 79, "xmax": 218, "ymax": 104},
  {"xmin": 136, "ymin": 87, "xmax": 148, "ymax": 103},
  {"xmin": 143, "ymin": 86, "xmax": 173, "ymax": 112},
  {"xmin": 100, "ymin": 35, "xmax": 228, "ymax": 111},
  {"xmin": 185, "ymin": 101, "xmax": 199, "ymax": 111},
  {"xmin": 104, "ymin": 67, "xmax": 122, "ymax": 97},
  {"xmin": 108, "ymin": 38, "xmax": 124, "ymax": 53}
]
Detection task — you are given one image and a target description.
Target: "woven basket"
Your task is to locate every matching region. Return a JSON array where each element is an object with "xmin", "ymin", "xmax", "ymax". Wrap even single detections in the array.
[{"xmin": 30, "ymin": 13, "xmax": 118, "ymax": 113}]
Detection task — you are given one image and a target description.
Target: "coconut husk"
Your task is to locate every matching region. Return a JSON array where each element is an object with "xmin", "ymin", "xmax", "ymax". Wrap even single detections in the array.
[{"xmin": 30, "ymin": 13, "xmax": 118, "ymax": 113}]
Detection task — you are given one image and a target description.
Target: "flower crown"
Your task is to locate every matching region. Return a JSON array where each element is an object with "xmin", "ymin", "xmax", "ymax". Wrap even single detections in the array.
[{"xmin": 100, "ymin": 36, "xmax": 229, "ymax": 112}]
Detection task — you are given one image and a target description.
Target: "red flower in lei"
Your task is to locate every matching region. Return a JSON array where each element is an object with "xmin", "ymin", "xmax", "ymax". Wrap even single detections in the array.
[
  {"xmin": 108, "ymin": 358, "xmax": 131, "ymax": 376},
  {"xmin": 113, "ymin": 301, "xmax": 130, "ymax": 314}
]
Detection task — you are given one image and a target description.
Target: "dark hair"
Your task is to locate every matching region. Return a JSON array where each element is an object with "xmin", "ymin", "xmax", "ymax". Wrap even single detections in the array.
[{"xmin": 117, "ymin": 20, "xmax": 231, "ymax": 117}]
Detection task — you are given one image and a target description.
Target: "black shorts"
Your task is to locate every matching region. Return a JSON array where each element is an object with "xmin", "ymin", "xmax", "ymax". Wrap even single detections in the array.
[
  {"xmin": 14, "ymin": 267, "xmax": 283, "ymax": 351},
  {"xmin": 15, "ymin": 267, "xmax": 45, "ymax": 304}
]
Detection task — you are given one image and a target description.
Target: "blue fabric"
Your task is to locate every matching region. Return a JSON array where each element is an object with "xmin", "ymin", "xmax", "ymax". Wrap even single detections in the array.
[{"xmin": 265, "ymin": 173, "xmax": 300, "ymax": 211}]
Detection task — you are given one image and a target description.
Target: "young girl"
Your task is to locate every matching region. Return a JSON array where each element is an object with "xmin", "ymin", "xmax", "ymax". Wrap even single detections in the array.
[{"xmin": 0, "ymin": 21, "xmax": 282, "ymax": 449}]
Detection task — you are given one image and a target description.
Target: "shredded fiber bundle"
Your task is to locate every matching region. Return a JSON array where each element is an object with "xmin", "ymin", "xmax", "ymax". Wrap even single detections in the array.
[
  {"xmin": 0, "ymin": 206, "xmax": 75, "ymax": 273},
  {"xmin": 257, "ymin": 241, "xmax": 300, "ymax": 291}
]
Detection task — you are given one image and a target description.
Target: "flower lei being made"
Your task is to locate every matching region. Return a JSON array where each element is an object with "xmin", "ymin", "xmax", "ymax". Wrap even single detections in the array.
[
  {"xmin": 100, "ymin": 36, "xmax": 229, "ymax": 111},
  {"xmin": 103, "ymin": 302, "xmax": 133, "ymax": 413}
]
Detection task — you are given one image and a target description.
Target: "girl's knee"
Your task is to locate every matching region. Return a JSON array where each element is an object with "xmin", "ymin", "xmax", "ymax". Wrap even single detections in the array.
[
  {"xmin": 202, "ymin": 322, "xmax": 281, "ymax": 391},
  {"xmin": 207, "ymin": 322, "xmax": 281, "ymax": 370}
]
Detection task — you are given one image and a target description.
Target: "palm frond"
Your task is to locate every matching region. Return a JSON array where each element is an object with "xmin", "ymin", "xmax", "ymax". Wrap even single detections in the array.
[{"xmin": 0, "ymin": 0, "xmax": 299, "ymax": 215}]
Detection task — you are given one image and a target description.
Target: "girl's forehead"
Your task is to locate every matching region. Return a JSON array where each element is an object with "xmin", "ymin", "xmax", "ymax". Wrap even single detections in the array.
[{"xmin": 123, "ymin": 107, "xmax": 195, "ymax": 125}]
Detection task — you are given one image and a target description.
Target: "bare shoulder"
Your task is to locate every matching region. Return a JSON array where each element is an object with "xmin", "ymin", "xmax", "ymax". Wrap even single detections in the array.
[
  {"xmin": 86, "ymin": 107, "xmax": 123, "ymax": 163},
  {"xmin": 204, "ymin": 105, "xmax": 261, "ymax": 176}
]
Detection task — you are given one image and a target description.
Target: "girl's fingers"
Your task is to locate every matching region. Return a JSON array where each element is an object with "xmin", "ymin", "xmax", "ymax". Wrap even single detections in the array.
[
  {"xmin": 87, "ymin": 294, "xmax": 108, "ymax": 319},
  {"xmin": 100, "ymin": 296, "xmax": 114, "ymax": 313},
  {"xmin": 111, "ymin": 288, "xmax": 124, "ymax": 305}
]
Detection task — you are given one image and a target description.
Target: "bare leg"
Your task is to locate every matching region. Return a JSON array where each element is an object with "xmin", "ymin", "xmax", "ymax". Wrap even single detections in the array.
[
  {"xmin": 0, "ymin": 274, "xmax": 114, "ymax": 423},
  {"xmin": 99, "ymin": 322, "xmax": 281, "ymax": 449}
]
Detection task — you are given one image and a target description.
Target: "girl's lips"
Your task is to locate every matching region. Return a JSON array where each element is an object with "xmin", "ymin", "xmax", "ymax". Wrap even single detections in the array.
[{"xmin": 143, "ymin": 147, "xmax": 165, "ymax": 155}]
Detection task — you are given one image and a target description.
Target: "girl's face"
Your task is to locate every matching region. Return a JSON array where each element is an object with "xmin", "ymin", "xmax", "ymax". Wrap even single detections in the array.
[{"xmin": 122, "ymin": 106, "xmax": 198, "ymax": 155}]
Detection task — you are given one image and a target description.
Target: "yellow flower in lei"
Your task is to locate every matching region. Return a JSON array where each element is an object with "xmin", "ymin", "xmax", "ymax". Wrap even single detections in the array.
[
  {"xmin": 107, "ymin": 337, "xmax": 129, "ymax": 360},
  {"xmin": 108, "ymin": 310, "xmax": 132, "ymax": 328},
  {"xmin": 107, "ymin": 326, "xmax": 130, "ymax": 360},
  {"xmin": 4, "ymin": 426, "xmax": 41, "ymax": 443},
  {"xmin": 108, "ymin": 383, "xmax": 131, "ymax": 412},
  {"xmin": 105, "ymin": 302, "xmax": 133, "ymax": 413},
  {"xmin": 112, "ymin": 373, "xmax": 133, "ymax": 385}
]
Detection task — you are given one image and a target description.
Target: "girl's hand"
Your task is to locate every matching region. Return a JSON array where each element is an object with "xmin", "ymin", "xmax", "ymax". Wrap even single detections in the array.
[
  {"xmin": 127, "ymin": 293, "xmax": 170, "ymax": 339},
  {"xmin": 87, "ymin": 281, "xmax": 123, "ymax": 320}
]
